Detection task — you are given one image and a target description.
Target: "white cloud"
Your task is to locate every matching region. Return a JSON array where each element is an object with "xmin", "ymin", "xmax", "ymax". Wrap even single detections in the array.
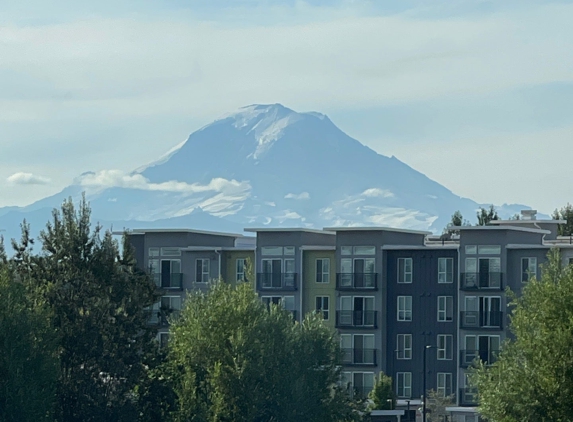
[
  {"xmin": 77, "ymin": 169, "xmax": 250, "ymax": 195},
  {"xmin": 361, "ymin": 188, "xmax": 394, "ymax": 198},
  {"xmin": 285, "ymin": 192, "xmax": 310, "ymax": 200},
  {"xmin": 6, "ymin": 172, "xmax": 51, "ymax": 185}
]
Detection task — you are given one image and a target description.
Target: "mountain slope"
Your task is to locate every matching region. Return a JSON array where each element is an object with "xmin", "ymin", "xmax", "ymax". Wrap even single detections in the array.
[{"xmin": 0, "ymin": 104, "xmax": 534, "ymax": 242}]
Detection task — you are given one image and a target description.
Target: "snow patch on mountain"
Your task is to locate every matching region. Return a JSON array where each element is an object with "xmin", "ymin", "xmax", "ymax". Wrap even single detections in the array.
[{"xmin": 362, "ymin": 188, "xmax": 394, "ymax": 198}]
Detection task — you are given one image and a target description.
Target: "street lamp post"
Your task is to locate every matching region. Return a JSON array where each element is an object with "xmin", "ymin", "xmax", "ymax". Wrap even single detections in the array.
[{"xmin": 423, "ymin": 345, "xmax": 434, "ymax": 422}]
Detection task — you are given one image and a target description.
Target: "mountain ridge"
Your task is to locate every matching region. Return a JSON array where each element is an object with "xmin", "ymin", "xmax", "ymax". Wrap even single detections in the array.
[{"xmin": 0, "ymin": 103, "xmax": 538, "ymax": 242}]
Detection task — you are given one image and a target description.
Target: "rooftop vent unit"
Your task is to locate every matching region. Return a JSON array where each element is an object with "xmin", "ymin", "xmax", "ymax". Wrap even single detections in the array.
[{"xmin": 520, "ymin": 210, "xmax": 537, "ymax": 220}]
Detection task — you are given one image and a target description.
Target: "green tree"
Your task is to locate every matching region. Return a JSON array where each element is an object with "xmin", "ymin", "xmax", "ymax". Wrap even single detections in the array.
[
  {"xmin": 367, "ymin": 373, "xmax": 395, "ymax": 410},
  {"xmin": 425, "ymin": 389, "xmax": 455, "ymax": 422},
  {"xmin": 472, "ymin": 249, "xmax": 573, "ymax": 421},
  {"xmin": 168, "ymin": 282, "xmax": 359, "ymax": 422},
  {"xmin": 552, "ymin": 203, "xmax": 573, "ymax": 236},
  {"xmin": 477, "ymin": 205, "xmax": 499, "ymax": 226},
  {"xmin": 11, "ymin": 197, "xmax": 160, "ymax": 422},
  {"xmin": 0, "ymin": 244, "xmax": 59, "ymax": 422},
  {"xmin": 443, "ymin": 211, "xmax": 470, "ymax": 234}
]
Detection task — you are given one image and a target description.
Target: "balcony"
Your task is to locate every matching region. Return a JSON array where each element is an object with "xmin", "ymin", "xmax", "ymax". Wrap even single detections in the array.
[
  {"xmin": 344, "ymin": 386, "xmax": 373, "ymax": 400},
  {"xmin": 459, "ymin": 388, "xmax": 478, "ymax": 406},
  {"xmin": 460, "ymin": 349, "xmax": 499, "ymax": 368},
  {"xmin": 460, "ymin": 311, "xmax": 503, "ymax": 329},
  {"xmin": 256, "ymin": 273, "xmax": 298, "ymax": 291},
  {"xmin": 336, "ymin": 273, "xmax": 378, "ymax": 291},
  {"xmin": 461, "ymin": 272, "xmax": 503, "ymax": 290},
  {"xmin": 153, "ymin": 273, "xmax": 183, "ymax": 290},
  {"xmin": 149, "ymin": 309, "xmax": 180, "ymax": 327},
  {"xmin": 341, "ymin": 348, "xmax": 377, "ymax": 366},
  {"xmin": 335, "ymin": 311, "xmax": 378, "ymax": 329}
]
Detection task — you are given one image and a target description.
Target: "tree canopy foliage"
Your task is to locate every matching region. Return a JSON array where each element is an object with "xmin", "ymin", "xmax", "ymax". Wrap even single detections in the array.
[
  {"xmin": 472, "ymin": 249, "xmax": 573, "ymax": 422},
  {"xmin": 168, "ymin": 282, "xmax": 359, "ymax": 422},
  {"xmin": 0, "ymin": 257, "xmax": 59, "ymax": 422},
  {"xmin": 9, "ymin": 197, "xmax": 160, "ymax": 422},
  {"xmin": 368, "ymin": 373, "xmax": 395, "ymax": 411},
  {"xmin": 477, "ymin": 205, "xmax": 499, "ymax": 226},
  {"xmin": 552, "ymin": 203, "xmax": 573, "ymax": 236}
]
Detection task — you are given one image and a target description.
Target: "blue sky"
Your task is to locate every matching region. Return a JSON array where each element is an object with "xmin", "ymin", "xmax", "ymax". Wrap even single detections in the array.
[{"xmin": 0, "ymin": 0, "xmax": 572, "ymax": 214}]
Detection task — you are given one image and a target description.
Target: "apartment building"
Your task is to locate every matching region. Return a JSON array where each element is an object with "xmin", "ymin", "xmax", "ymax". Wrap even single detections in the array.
[{"xmin": 125, "ymin": 210, "xmax": 572, "ymax": 422}]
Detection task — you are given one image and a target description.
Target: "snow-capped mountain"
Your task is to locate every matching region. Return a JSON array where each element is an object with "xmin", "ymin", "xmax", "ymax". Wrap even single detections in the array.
[{"xmin": 0, "ymin": 104, "xmax": 535, "ymax": 242}]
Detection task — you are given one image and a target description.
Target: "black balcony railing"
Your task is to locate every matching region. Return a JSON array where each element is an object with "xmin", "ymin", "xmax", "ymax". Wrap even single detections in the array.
[
  {"xmin": 256, "ymin": 273, "xmax": 298, "ymax": 290},
  {"xmin": 460, "ymin": 349, "xmax": 499, "ymax": 368},
  {"xmin": 460, "ymin": 311, "xmax": 503, "ymax": 329},
  {"xmin": 461, "ymin": 272, "xmax": 503, "ymax": 290},
  {"xmin": 335, "ymin": 311, "xmax": 377, "ymax": 328},
  {"xmin": 459, "ymin": 388, "xmax": 478, "ymax": 406},
  {"xmin": 348, "ymin": 386, "xmax": 373, "ymax": 400},
  {"xmin": 336, "ymin": 273, "xmax": 378, "ymax": 290},
  {"xmin": 341, "ymin": 348, "xmax": 377, "ymax": 365},
  {"xmin": 153, "ymin": 273, "xmax": 183, "ymax": 289}
]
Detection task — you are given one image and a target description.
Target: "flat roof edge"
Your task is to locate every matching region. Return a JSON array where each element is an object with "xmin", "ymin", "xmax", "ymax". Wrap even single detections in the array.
[{"xmin": 323, "ymin": 226, "xmax": 431, "ymax": 235}]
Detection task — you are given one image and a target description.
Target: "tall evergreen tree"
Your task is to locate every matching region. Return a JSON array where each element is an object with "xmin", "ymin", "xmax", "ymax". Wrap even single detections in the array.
[
  {"xmin": 0, "ymin": 240, "xmax": 59, "ymax": 422},
  {"xmin": 476, "ymin": 205, "xmax": 499, "ymax": 226},
  {"xmin": 11, "ymin": 197, "xmax": 160, "ymax": 422}
]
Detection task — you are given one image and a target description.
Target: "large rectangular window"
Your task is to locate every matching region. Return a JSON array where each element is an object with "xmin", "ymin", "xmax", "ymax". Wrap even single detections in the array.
[
  {"xmin": 396, "ymin": 334, "xmax": 412, "ymax": 360},
  {"xmin": 160, "ymin": 259, "xmax": 181, "ymax": 288},
  {"xmin": 196, "ymin": 259, "xmax": 210, "ymax": 283},
  {"xmin": 398, "ymin": 258, "xmax": 413, "ymax": 283},
  {"xmin": 437, "ymin": 296, "xmax": 453, "ymax": 322},
  {"xmin": 478, "ymin": 245, "xmax": 501, "ymax": 255},
  {"xmin": 316, "ymin": 258, "xmax": 330, "ymax": 283},
  {"xmin": 315, "ymin": 296, "xmax": 329, "ymax": 320},
  {"xmin": 437, "ymin": 334, "xmax": 453, "ymax": 360},
  {"xmin": 354, "ymin": 246, "xmax": 376, "ymax": 255},
  {"xmin": 149, "ymin": 247, "xmax": 159, "ymax": 257},
  {"xmin": 521, "ymin": 257, "xmax": 537, "ymax": 282},
  {"xmin": 161, "ymin": 247, "xmax": 181, "ymax": 256},
  {"xmin": 438, "ymin": 258, "xmax": 454, "ymax": 283},
  {"xmin": 353, "ymin": 335, "xmax": 375, "ymax": 364},
  {"xmin": 437, "ymin": 373, "xmax": 453, "ymax": 396},
  {"xmin": 396, "ymin": 372, "xmax": 412, "ymax": 398},
  {"xmin": 397, "ymin": 296, "xmax": 412, "ymax": 321},
  {"xmin": 353, "ymin": 372, "xmax": 375, "ymax": 398}
]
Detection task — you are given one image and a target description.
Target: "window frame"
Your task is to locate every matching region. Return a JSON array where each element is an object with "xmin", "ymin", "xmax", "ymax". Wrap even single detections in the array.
[
  {"xmin": 396, "ymin": 372, "xmax": 412, "ymax": 398},
  {"xmin": 521, "ymin": 257, "xmax": 537, "ymax": 282},
  {"xmin": 196, "ymin": 258, "xmax": 210, "ymax": 283},
  {"xmin": 315, "ymin": 296, "xmax": 330, "ymax": 320},
  {"xmin": 398, "ymin": 258, "xmax": 413, "ymax": 283},
  {"xmin": 437, "ymin": 334, "xmax": 453, "ymax": 360},
  {"xmin": 236, "ymin": 258, "xmax": 246, "ymax": 282},
  {"xmin": 396, "ymin": 334, "xmax": 412, "ymax": 360},
  {"xmin": 438, "ymin": 257, "xmax": 454, "ymax": 283},
  {"xmin": 437, "ymin": 296, "xmax": 454, "ymax": 322},
  {"xmin": 437, "ymin": 372, "xmax": 453, "ymax": 397},
  {"xmin": 397, "ymin": 296, "xmax": 412, "ymax": 322},
  {"xmin": 316, "ymin": 258, "xmax": 330, "ymax": 283}
]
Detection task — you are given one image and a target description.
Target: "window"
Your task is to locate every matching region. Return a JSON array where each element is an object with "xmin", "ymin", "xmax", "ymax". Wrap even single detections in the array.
[
  {"xmin": 196, "ymin": 259, "xmax": 210, "ymax": 283},
  {"xmin": 284, "ymin": 259, "xmax": 295, "ymax": 287},
  {"xmin": 160, "ymin": 296, "xmax": 181, "ymax": 323},
  {"xmin": 438, "ymin": 258, "xmax": 454, "ymax": 283},
  {"xmin": 315, "ymin": 296, "xmax": 329, "ymax": 320},
  {"xmin": 397, "ymin": 296, "xmax": 412, "ymax": 321},
  {"xmin": 396, "ymin": 334, "xmax": 412, "ymax": 359},
  {"xmin": 353, "ymin": 372, "xmax": 374, "ymax": 398},
  {"xmin": 354, "ymin": 246, "xmax": 375, "ymax": 255},
  {"xmin": 396, "ymin": 372, "xmax": 412, "ymax": 398},
  {"xmin": 149, "ymin": 247, "xmax": 159, "ymax": 257},
  {"xmin": 341, "ymin": 371, "xmax": 352, "ymax": 391},
  {"xmin": 161, "ymin": 247, "xmax": 181, "ymax": 256},
  {"xmin": 158, "ymin": 332, "xmax": 170, "ymax": 348},
  {"xmin": 466, "ymin": 257, "xmax": 501, "ymax": 288},
  {"xmin": 284, "ymin": 246, "xmax": 295, "ymax": 256},
  {"xmin": 353, "ymin": 335, "xmax": 375, "ymax": 364},
  {"xmin": 398, "ymin": 258, "xmax": 413, "ymax": 283},
  {"xmin": 339, "ymin": 296, "xmax": 375, "ymax": 327},
  {"xmin": 569, "ymin": 257, "xmax": 573, "ymax": 266},
  {"xmin": 465, "ymin": 245, "xmax": 477, "ymax": 254},
  {"xmin": 437, "ymin": 335, "xmax": 453, "ymax": 360},
  {"xmin": 478, "ymin": 245, "xmax": 501, "ymax": 255},
  {"xmin": 262, "ymin": 296, "xmax": 295, "ymax": 312},
  {"xmin": 437, "ymin": 373, "xmax": 453, "ymax": 396},
  {"xmin": 437, "ymin": 296, "xmax": 454, "ymax": 322},
  {"xmin": 261, "ymin": 246, "xmax": 283, "ymax": 256},
  {"xmin": 236, "ymin": 258, "xmax": 246, "ymax": 282},
  {"xmin": 160, "ymin": 259, "xmax": 181, "ymax": 288},
  {"xmin": 149, "ymin": 259, "xmax": 160, "ymax": 285},
  {"xmin": 521, "ymin": 257, "xmax": 537, "ymax": 282},
  {"xmin": 316, "ymin": 258, "xmax": 330, "ymax": 283},
  {"xmin": 341, "ymin": 246, "xmax": 352, "ymax": 255}
]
